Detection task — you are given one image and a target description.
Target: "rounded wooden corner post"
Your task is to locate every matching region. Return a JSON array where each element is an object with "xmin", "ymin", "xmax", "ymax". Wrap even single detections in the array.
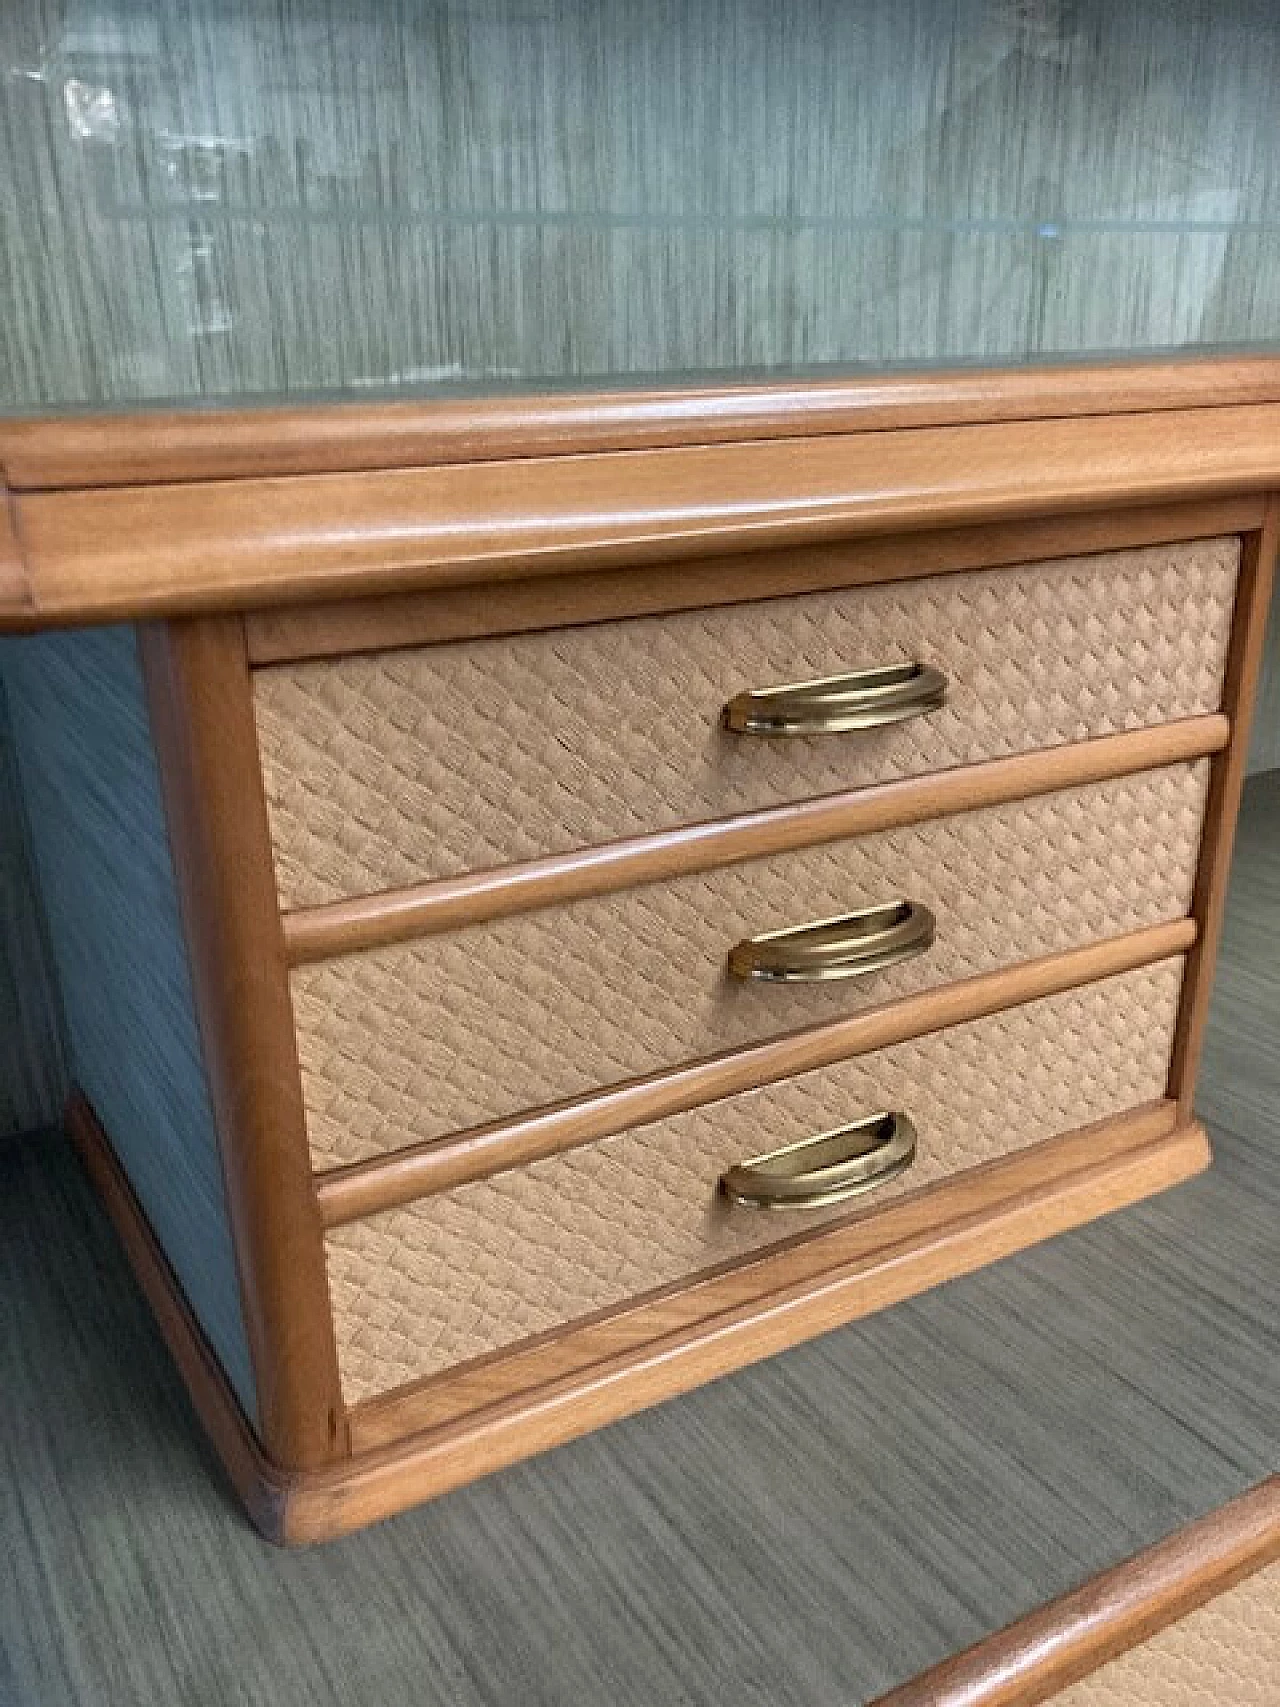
[
  {"xmin": 138, "ymin": 615, "xmax": 348, "ymax": 1473},
  {"xmin": 1168, "ymin": 498, "xmax": 1280, "ymax": 1117}
]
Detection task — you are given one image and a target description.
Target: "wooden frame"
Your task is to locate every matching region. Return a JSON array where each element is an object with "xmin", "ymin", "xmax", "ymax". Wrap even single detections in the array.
[
  {"xmin": 7, "ymin": 356, "xmax": 1277, "ymax": 1544},
  {"xmin": 1168, "ymin": 499, "xmax": 1280, "ymax": 1115},
  {"xmin": 4, "ymin": 360, "xmax": 1280, "ymax": 629},
  {"xmin": 7, "ymin": 355, "xmax": 1280, "ymax": 490},
  {"xmin": 138, "ymin": 617, "xmax": 347, "ymax": 1469},
  {"xmin": 869, "ymin": 1474, "xmax": 1280, "ymax": 1706}
]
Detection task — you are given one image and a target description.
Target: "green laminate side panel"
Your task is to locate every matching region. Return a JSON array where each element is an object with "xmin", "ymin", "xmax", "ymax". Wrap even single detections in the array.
[
  {"xmin": 0, "ymin": 625, "xmax": 257, "ymax": 1421},
  {"xmin": 0, "ymin": 674, "xmax": 68, "ymax": 1138},
  {"xmin": 2, "ymin": 0, "xmax": 1280, "ymax": 409}
]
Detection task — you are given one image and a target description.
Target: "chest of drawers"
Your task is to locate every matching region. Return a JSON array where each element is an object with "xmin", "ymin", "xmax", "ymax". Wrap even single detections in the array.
[{"xmin": 1, "ymin": 359, "xmax": 1276, "ymax": 1543}]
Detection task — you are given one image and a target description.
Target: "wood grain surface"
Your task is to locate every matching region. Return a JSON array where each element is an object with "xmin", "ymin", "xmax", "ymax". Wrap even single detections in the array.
[
  {"xmin": 8, "ymin": 404, "xmax": 1280, "ymax": 628},
  {"xmin": 3, "ymin": 771, "xmax": 1277, "ymax": 1700},
  {"xmin": 139, "ymin": 618, "xmax": 347, "ymax": 1469},
  {"xmin": 7, "ymin": 361, "xmax": 1280, "ymax": 492}
]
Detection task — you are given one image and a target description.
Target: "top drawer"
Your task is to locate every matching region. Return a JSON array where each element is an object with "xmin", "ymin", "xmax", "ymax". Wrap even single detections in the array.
[{"xmin": 254, "ymin": 537, "xmax": 1239, "ymax": 907}]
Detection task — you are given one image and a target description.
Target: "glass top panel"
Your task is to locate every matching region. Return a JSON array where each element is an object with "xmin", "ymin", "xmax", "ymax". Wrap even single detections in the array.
[{"xmin": 3, "ymin": 0, "xmax": 1280, "ymax": 413}]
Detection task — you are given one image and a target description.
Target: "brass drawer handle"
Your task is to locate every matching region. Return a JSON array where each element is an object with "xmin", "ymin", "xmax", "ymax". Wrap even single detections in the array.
[
  {"xmin": 728, "ymin": 899, "xmax": 935, "ymax": 984},
  {"xmin": 722, "ymin": 662, "xmax": 947, "ymax": 737},
  {"xmin": 721, "ymin": 1111, "xmax": 917, "ymax": 1210}
]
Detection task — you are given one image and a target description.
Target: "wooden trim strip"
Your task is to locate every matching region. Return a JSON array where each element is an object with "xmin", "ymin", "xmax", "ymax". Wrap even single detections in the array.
[
  {"xmin": 0, "ymin": 480, "xmax": 31, "ymax": 615},
  {"xmin": 1169, "ymin": 503, "xmax": 1280, "ymax": 1114},
  {"xmin": 7, "ymin": 355, "xmax": 1280, "ymax": 491},
  {"xmin": 245, "ymin": 497, "xmax": 1265, "ymax": 666},
  {"xmin": 7, "ymin": 404, "xmax": 1280, "ymax": 629},
  {"xmin": 64, "ymin": 1091, "xmax": 295, "ymax": 1544},
  {"xmin": 306, "ymin": 1114, "xmax": 1208, "ymax": 1540},
  {"xmin": 139, "ymin": 618, "xmax": 347, "ymax": 1470},
  {"xmin": 314, "ymin": 920, "xmax": 1196, "ymax": 1224},
  {"xmin": 284, "ymin": 718, "xmax": 1229, "ymax": 962},
  {"xmin": 347, "ymin": 1099, "xmax": 1181, "ymax": 1449},
  {"xmin": 868, "ymin": 1473, "xmax": 1280, "ymax": 1707}
]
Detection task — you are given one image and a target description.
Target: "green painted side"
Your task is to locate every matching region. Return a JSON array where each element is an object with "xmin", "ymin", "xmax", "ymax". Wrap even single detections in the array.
[
  {"xmin": 0, "ymin": 675, "xmax": 68, "ymax": 1137},
  {"xmin": 0, "ymin": 625, "xmax": 258, "ymax": 1421}
]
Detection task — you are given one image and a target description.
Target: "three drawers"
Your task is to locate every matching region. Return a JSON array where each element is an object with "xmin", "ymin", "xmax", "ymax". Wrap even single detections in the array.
[{"xmin": 249, "ymin": 534, "xmax": 1240, "ymax": 1410}]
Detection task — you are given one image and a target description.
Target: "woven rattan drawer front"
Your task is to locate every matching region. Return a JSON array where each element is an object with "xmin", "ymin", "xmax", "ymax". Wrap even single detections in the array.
[
  {"xmin": 1054, "ymin": 1559, "xmax": 1280, "ymax": 1705},
  {"xmin": 325, "ymin": 957, "xmax": 1185, "ymax": 1402},
  {"xmin": 254, "ymin": 538, "xmax": 1239, "ymax": 906},
  {"xmin": 294, "ymin": 762, "xmax": 1208, "ymax": 1169}
]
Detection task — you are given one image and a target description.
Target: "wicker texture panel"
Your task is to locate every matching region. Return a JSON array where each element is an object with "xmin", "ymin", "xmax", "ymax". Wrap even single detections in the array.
[
  {"xmin": 326, "ymin": 957, "xmax": 1184, "ymax": 1401},
  {"xmin": 1056, "ymin": 1560, "xmax": 1280, "ymax": 1705},
  {"xmin": 295, "ymin": 763, "xmax": 1208, "ymax": 1168},
  {"xmin": 255, "ymin": 539, "xmax": 1239, "ymax": 904}
]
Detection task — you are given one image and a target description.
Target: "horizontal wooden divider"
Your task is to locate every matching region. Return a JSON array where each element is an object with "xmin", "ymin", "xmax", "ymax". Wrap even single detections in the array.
[
  {"xmin": 283, "ymin": 716, "xmax": 1229, "ymax": 963},
  {"xmin": 313, "ymin": 918, "xmax": 1196, "ymax": 1226}
]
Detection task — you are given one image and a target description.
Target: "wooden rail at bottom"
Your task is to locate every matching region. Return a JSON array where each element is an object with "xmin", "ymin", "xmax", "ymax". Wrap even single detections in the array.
[
  {"xmin": 64, "ymin": 1087, "xmax": 1207, "ymax": 1543},
  {"xmin": 870, "ymin": 1474, "xmax": 1280, "ymax": 1707}
]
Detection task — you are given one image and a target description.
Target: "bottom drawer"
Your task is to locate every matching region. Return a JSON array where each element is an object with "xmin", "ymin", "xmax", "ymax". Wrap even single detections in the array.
[{"xmin": 326, "ymin": 957, "xmax": 1186, "ymax": 1404}]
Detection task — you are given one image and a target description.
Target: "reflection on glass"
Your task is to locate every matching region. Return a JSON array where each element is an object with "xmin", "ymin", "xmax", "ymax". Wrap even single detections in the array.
[{"xmin": 1, "ymin": 0, "xmax": 1279, "ymax": 409}]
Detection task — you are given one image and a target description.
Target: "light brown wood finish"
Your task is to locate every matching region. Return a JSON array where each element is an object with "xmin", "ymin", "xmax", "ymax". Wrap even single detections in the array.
[
  {"xmin": 347, "ymin": 1099, "xmax": 1184, "ymax": 1449},
  {"xmin": 869, "ymin": 1474, "xmax": 1280, "ymax": 1707},
  {"xmin": 7, "ymin": 405, "xmax": 1280, "ymax": 629},
  {"xmin": 1169, "ymin": 502, "xmax": 1280, "ymax": 1116},
  {"xmin": 284, "ymin": 718, "xmax": 1228, "ymax": 963},
  {"xmin": 139, "ymin": 618, "xmax": 346, "ymax": 1469},
  {"xmin": 244, "ymin": 497, "xmax": 1264, "ymax": 664},
  {"xmin": 7, "ymin": 357, "xmax": 1280, "ymax": 491},
  {"xmin": 314, "ymin": 920, "xmax": 1196, "ymax": 1224},
  {"xmin": 0, "ymin": 481, "xmax": 28, "ymax": 613},
  {"xmin": 308, "ymin": 1113, "xmax": 1207, "ymax": 1541},
  {"xmin": 64, "ymin": 1092, "xmax": 292, "ymax": 1540}
]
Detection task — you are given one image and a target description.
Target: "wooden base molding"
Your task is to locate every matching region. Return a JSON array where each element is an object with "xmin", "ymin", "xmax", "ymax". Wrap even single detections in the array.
[
  {"xmin": 870, "ymin": 1474, "xmax": 1280, "ymax": 1707},
  {"xmin": 66, "ymin": 1088, "xmax": 1208, "ymax": 1546}
]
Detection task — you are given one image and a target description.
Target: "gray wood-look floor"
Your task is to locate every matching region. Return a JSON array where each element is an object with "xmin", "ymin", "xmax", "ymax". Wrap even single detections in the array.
[{"xmin": 3, "ymin": 777, "xmax": 1279, "ymax": 1707}]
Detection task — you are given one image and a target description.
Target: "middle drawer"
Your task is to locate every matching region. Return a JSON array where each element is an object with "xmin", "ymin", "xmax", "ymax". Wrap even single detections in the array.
[{"xmin": 293, "ymin": 760, "xmax": 1209, "ymax": 1170}]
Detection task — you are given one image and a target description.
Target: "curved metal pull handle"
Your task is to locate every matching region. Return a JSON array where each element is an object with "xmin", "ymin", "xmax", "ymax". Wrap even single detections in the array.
[
  {"xmin": 728, "ymin": 900, "xmax": 935, "ymax": 984},
  {"xmin": 721, "ymin": 1111, "xmax": 917, "ymax": 1210},
  {"xmin": 723, "ymin": 662, "xmax": 947, "ymax": 737}
]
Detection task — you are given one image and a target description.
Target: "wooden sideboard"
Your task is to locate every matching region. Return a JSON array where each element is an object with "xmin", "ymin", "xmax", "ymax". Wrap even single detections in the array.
[{"xmin": 1, "ymin": 359, "xmax": 1276, "ymax": 1704}]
